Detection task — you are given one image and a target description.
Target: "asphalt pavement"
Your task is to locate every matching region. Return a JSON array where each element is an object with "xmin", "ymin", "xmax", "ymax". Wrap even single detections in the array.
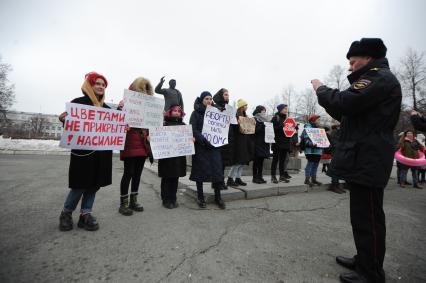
[{"xmin": 0, "ymin": 154, "xmax": 425, "ymax": 283}]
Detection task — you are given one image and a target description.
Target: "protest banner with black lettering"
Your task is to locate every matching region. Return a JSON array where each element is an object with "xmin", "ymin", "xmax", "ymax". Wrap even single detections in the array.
[
  {"xmin": 122, "ymin": 89, "xmax": 165, "ymax": 128},
  {"xmin": 201, "ymin": 105, "xmax": 233, "ymax": 147},
  {"xmin": 60, "ymin": 103, "xmax": 127, "ymax": 150},
  {"xmin": 304, "ymin": 128, "xmax": 330, "ymax": 148},
  {"xmin": 149, "ymin": 125, "xmax": 195, "ymax": 159},
  {"xmin": 264, "ymin": 122, "xmax": 275, "ymax": 143}
]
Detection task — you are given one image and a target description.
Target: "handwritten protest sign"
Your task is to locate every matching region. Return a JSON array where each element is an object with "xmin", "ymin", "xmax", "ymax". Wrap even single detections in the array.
[
  {"xmin": 264, "ymin": 122, "xmax": 275, "ymax": 143},
  {"xmin": 60, "ymin": 103, "xmax": 127, "ymax": 150},
  {"xmin": 225, "ymin": 104, "xmax": 238, "ymax": 125},
  {"xmin": 149, "ymin": 125, "xmax": 195, "ymax": 159},
  {"xmin": 201, "ymin": 105, "xmax": 233, "ymax": 147},
  {"xmin": 122, "ymin": 89, "xmax": 165, "ymax": 128},
  {"xmin": 239, "ymin": 117, "xmax": 256, "ymax": 134},
  {"xmin": 304, "ymin": 128, "xmax": 330, "ymax": 148}
]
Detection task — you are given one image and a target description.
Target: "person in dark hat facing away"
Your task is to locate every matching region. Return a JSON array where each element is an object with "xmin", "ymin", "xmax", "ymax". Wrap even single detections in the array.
[{"xmin": 311, "ymin": 38, "xmax": 402, "ymax": 283}]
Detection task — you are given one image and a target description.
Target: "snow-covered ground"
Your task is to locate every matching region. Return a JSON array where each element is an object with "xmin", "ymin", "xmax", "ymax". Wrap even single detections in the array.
[{"xmin": 0, "ymin": 136, "xmax": 68, "ymax": 152}]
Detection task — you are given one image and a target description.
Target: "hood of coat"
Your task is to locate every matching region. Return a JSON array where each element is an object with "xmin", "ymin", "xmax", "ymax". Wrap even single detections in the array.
[
  {"xmin": 129, "ymin": 77, "xmax": 154, "ymax": 96},
  {"xmin": 193, "ymin": 97, "xmax": 207, "ymax": 114},
  {"xmin": 81, "ymin": 79, "xmax": 105, "ymax": 107},
  {"xmin": 213, "ymin": 89, "xmax": 228, "ymax": 109}
]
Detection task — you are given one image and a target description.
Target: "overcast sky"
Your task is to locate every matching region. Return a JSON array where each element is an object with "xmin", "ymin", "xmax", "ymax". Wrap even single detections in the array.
[{"xmin": 1, "ymin": 0, "xmax": 425, "ymax": 116}]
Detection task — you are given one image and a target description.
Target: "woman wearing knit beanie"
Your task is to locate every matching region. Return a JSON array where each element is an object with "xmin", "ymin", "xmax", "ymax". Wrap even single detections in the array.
[
  {"xmin": 58, "ymin": 72, "xmax": 112, "ymax": 232},
  {"xmin": 301, "ymin": 114, "xmax": 323, "ymax": 187},
  {"xmin": 189, "ymin": 91, "xmax": 225, "ymax": 209},
  {"xmin": 226, "ymin": 99, "xmax": 255, "ymax": 187},
  {"xmin": 116, "ymin": 77, "xmax": 154, "ymax": 216}
]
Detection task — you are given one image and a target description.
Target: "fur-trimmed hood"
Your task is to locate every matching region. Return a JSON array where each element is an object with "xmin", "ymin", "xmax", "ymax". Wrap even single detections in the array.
[{"xmin": 129, "ymin": 77, "xmax": 154, "ymax": 95}]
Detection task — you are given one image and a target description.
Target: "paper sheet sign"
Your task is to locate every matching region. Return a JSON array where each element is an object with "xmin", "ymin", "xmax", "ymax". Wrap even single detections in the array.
[
  {"xmin": 264, "ymin": 122, "xmax": 275, "ymax": 143},
  {"xmin": 149, "ymin": 125, "xmax": 195, "ymax": 159},
  {"xmin": 304, "ymin": 128, "xmax": 330, "ymax": 148},
  {"xmin": 60, "ymin": 103, "xmax": 127, "ymax": 150},
  {"xmin": 122, "ymin": 89, "xmax": 165, "ymax": 128},
  {"xmin": 201, "ymin": 105, "xmax": 233, "ymax": 147}
]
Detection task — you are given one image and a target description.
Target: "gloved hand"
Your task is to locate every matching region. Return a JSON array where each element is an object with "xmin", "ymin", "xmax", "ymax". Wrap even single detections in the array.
[{"xmin": 148, "ymin": 152, "xmax": 154, "ymax": 164}]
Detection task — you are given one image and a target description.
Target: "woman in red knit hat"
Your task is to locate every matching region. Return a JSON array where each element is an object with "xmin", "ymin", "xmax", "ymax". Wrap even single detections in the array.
[
  {"xmin": 58, "ymin": 72, "xmax": 111, "ymax": 232},
  {"xmin": 117, "ymin": 77, "xmax": 154, "ymax": 216}
]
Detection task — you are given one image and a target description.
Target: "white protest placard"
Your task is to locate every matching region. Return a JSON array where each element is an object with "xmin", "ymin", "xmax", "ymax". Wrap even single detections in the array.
[
  {"xmin": 264, "ymin": 122, "xmax": 275, "ymax": 143},
  {"xmin": 201, "ymin": 105, "xmax": 233, "ymax": 147},
  {"xmin": 122, "ymin": 89, "xmax": 165, "ymax": 128},
  {"xmin": 225, "ymin": 104, "xmax": 238, "ymax": 125},
  {"xmin": 149, "ymin": 125, "xmax": 195, "ymax": 159},
  {"xmin": 60, "ymin": 103, "xmax": 127, "ymax": 150},
  {"xmin": 305, "ymin": 128, "xmax": 330, "ymax": 148}
]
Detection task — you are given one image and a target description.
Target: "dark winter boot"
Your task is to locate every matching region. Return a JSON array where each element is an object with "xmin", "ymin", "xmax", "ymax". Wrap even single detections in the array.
[
  {"xmin": 271, "ymin": 176, "xmax": 279, "ymax": 184},
  {"xmin": 119, "ymin": 197, "xmax": 133, "ymax": 216},
  {"xmin": 327, "ymin": 184, "xmax": 343, "ymax": 194},
  {"xmin": 235, "ymin": 178, "xmax": 247, "ymax": 186},
  {"xmin": 311, "ymin": 176, "xmax": 322, "ymax": 186},
  {"xmin": 197, "ymin": 197, "xmax": 207, "ymax": 208},
  {"xmin": 59, "ymin": 211, "xmax": 73, "ymax": 231},
  {"xmin": 227, "ymin": 177, "xmax": 238, "ymax": 187},
  {"xmin": 283, "ymin": 171, "xmax": 292, "ymax": 179},
  {"xmin": 214, "ymin": 189, "xmax": 226, "ymax": 209},
  {"xmin": 77, "ymin": 213, "xmax": 99, "ymax": 231},
  {"xmin": 129, "ymin": 194, "xmax": 144, "ymax": 212},
  {"xmin": 279, "ymin": 175, "xmax": 290, "ymax": 183},
  {"xmin": 304, "ymin": 176, "xmax": 313, "ymax": 187}
]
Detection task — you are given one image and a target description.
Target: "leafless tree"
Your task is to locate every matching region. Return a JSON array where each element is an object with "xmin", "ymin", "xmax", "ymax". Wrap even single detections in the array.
[
  {"xmin": 324, "ymin": 65, "xmax": 350, "ymax": 90},
  {"xmin": 29, "ymin": 115, "xmax": 47, "ymax": 138},
  {"xmin": 397, "ymin": 48, "xmax": 426, "ymax": 110},
  {"xmin": 0, "ymin": 56, "xmax": 15, "ymax": 125},
  {"xmin": 296, "ymin": 88, "xmax": 322, "ymax": 121}
]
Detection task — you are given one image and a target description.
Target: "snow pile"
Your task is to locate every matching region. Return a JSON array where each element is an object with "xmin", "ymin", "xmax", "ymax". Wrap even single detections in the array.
[{"xmin": 0, "ymin": 136, "xmax": 68, "ymax": 152}]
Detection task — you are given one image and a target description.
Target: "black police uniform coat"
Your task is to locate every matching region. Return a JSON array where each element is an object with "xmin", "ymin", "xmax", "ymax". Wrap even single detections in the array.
[
  {"xmin": 68, "ymin": 96, "xmax": 113, "ymax": 191},
  {"xmin": 316, "ymin": 58, "xmax": 401, "ymax": 188}
]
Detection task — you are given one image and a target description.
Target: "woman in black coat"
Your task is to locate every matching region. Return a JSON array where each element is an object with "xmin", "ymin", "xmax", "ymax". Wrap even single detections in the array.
[
  {"xmin": 226, "ymin": 99, "xmax": 255, "ymax": 187},
  {"xmin": 158, "ymin": 105, "xmax": 187, "ymax": 209},
  {"xmin": 213, "ymin": 88, "xmax": 231, "ymax": 189},
  {"xmin": 252, "ymin": 106, "xmax": 270, "ymax": 184},
  {"xmin": 189, "ymin": 92, "xmax": 225, "ymax": 209},
  {"xmin": 270, "ymin": 104, "xmax": 291, "ymax": 184},
  {"xmin": 58, "ymin": 72, "xmax": 112, "ymax": 232}
]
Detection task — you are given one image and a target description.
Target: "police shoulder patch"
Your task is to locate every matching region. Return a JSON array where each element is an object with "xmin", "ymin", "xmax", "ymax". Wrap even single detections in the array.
[{"xmin": 352, "ymin": 79, "xmax": 372, "ymax": 90}]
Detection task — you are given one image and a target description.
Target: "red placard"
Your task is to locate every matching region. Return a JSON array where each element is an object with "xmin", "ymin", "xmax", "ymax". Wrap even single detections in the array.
[{"xmin": 283, "ymin": 117, "xmax": 297, "ymax": 137}]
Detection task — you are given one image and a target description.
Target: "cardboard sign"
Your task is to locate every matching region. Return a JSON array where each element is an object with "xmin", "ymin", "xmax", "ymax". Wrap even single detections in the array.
[
  {"xmin": 122, "ymin": 89, "xmax": 165, "ymax": 128},
  {"xmin": 304, "ymin": 128, "xmax": 330, "ymax": 148},
  {"xmin": 264, "ymin": 122, "xmax": 275, "ymax": 143},
  {"xmin": 283, "ymin": 117, "xmax": 297, "ymax": 137},
  {"xmin": 60, "ymin": 103, "xmax": 127, "ymax": 150},
  {"xmin": 239, "ymin": 116, "xmax": 256, "ymax": 134},
  {"xmin": 201, "ymin": 105, "xmax": 233, "ymax": 147},
  {"xmin": 149, "ymin": 125, "xmax": 195, "ymax": 159},
  {"xmin": 225, "ymin": 104, "xmax": 238, "ymax": 125}
]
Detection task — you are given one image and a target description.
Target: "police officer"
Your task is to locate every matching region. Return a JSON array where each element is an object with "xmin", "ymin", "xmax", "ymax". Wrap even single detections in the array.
[{"xmin": 311, "ymin": 38, "xmax": 402, "ymax": 283}]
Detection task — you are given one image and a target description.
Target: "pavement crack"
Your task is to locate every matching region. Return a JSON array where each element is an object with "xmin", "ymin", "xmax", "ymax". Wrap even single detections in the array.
[
  {"xmin": 257, "ymin": 197, "xmax": 347, "ymax": 214},
  {"xmin": 156, "ymin": 229, "xmax": 230, "ymax": 283}
]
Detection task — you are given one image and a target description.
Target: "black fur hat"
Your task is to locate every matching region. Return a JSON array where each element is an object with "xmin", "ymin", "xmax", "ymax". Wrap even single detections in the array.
[{"xmin": 346, "ymin": 38, "xmax": 387, "ymax": 59}]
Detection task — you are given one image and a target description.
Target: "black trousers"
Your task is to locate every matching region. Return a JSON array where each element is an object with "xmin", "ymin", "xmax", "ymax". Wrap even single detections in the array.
[
  {"xmin": 120, "ymin": 157, "xmax": 146, "ymax": 197},
  {"xmin": 271, "ymin": 148, "xmax": 289, "ymax": 177},
  {"xmin": 349, "ymin": 183, "xmax": 386, "ymax": 283},
  {"xmin": 252, "ymin": 157, "xmax": 265, "ymax": 178},
  {"xmin": 161, "ymin": 177, "xmax": 179, "ymax": 204}
]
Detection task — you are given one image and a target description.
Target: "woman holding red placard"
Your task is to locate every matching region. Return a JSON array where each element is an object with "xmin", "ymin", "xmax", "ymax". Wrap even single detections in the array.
[{"xmin": 58, "ymin": 72, "xmax": 112, "ymax": 232}]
